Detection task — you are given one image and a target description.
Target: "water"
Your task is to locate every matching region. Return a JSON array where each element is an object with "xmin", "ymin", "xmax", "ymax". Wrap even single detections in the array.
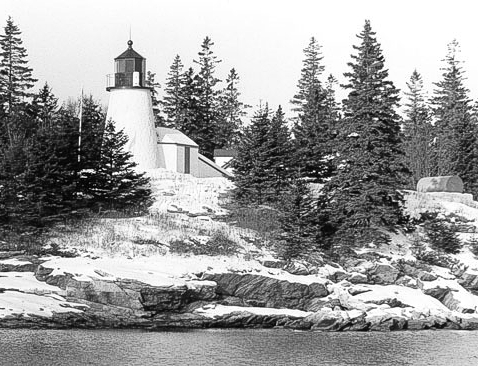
[{"xmin": 1, "ymin": 328, "xmax": 478, "ymax": 366}]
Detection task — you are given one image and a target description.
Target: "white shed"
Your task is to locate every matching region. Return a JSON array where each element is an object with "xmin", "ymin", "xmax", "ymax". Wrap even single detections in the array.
[
  {"xmin": 156, "ymin": 127, "xmax": 199, "ymax": 176},
  {"xmin": 156, "ymin": 127, "xmax": 232, "ymax": 179}
]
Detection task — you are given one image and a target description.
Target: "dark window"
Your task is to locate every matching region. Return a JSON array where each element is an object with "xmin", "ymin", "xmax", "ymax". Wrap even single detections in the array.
[
  {"xmin": 125, "ymin": 59, "xmax": 134, "ymax": 73},
  {"xmin": 184, "ymin": 147, "xmax": 190, "ymax": 174},
  {"xmin": 116, "ymin": 60, "xmax": 125, "ymax": 73}
]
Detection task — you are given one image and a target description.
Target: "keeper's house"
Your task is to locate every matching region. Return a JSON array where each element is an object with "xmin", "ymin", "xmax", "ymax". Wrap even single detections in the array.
[{"xmin": 156, "ymin": 127, "xmax": 232, "ymax": 179}]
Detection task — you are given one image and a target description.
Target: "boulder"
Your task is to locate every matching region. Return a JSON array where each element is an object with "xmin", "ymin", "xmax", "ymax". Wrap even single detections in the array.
[
  {"xmin": 368, "ymin": 263, "xmax": 399, "ymax": 284},
  {"xmin": 0, "ymin": 259, "xmax": 37, "ymax": 272},
  {"xmin": 458, "ymin": 271, "xmax": 478, "ymax": 293},
  {"xmin": 261, "ymin": 259, "xmax": 287, "ymax": 269},
  {"xmin": 348, "ymin": 273, "xmax": 368, "ymax": 284},
  {"xmin": 327, "ymin": 270, "xmax": 350, "ymax": 283},
  {"xmin": 305, "ymin": 310, "xmax": 349, "ymax": 331},
  {"xmin": 283, "ymin": 261, "xmax": 310, "ymax": 276},
  {"xmin": 202, "ymin": 273, "xmax": 328, "ymax": 311}
]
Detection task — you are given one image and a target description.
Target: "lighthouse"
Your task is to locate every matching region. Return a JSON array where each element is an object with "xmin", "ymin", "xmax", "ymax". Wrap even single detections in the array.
[{"xmin": 105, "ymin": 40, "xmax": 162, "ymax": 170}]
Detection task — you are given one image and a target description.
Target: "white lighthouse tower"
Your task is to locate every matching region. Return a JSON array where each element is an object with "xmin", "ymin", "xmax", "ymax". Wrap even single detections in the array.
[{"xmin": 105, "ymin": 40, "xmax": 161, "ymax": 170}]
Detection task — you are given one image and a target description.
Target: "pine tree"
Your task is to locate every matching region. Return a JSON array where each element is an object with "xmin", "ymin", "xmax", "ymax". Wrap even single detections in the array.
[
  {"xmin": 76, "ymin": 94, "xmax": 105, "ymax": 171},
  {"xmin": 291, "ymin": 38, "xmax": 337, "ymax": 183},
  {"xmin": 0, "ymin": 110, "xmax": 80, "ymax": 232},
  {"xmin": 192, "ymin": 36, "xmax": 222, "ymax": 159},
  {"xmin": 31, "ymin": 82, "xmax": 59, "ymax": 127},
  {"xmin": 291, "ymin": 37, "xmax": 325, "ymax": 113},
  {"xmin": 318, "ymin": 20, "xmax": 408, "ymax": 249},
  {"xmin": 146, "ymin": 71, "xmax": 162, "ymax": 127},
  {"xmin": 216, "ymin": 68, "xmax": 249, "ymax": 149},
  {"xmin": 0, "ymin": 17, "xmax": 37, "ymax": 113},
  {"xmin": 20, "ymin": 111, "xmax": 80, "ymax": 226},
  {"xmin": 84, "ymin": 119, "xmax": 151, "ymax": 212},
  {"xmin": 232, "ymin": 105, "xmax": 273, "ymax": 204},
  {"xmin": 402, "ymin": 70, "xmax": 433, "ymax": 188},
  {"xmin": 277, "ymin": 177, "xmax": 317, "ymax": 260},
  {"xmin": 431, "ymin": 40, "xmax": 476, "ymax": 193},
  {"xmin": 265, "ymin": 106, "xmax": 293, "ymax": 196},
  {"xmin": 161, "ymin": 55, "xmax": 185, "ymax": 127}
]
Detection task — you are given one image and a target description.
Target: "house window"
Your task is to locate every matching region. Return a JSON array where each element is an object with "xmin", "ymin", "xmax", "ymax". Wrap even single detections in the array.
[{"xmin": 184, "ymin": 146, "xmax": 190, "ymax": 174}]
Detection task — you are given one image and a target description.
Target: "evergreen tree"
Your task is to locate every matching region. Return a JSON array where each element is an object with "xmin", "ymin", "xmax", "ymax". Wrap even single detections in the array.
[
  {"xmin": 31, "ymin": 82, "xmax": 59, "ymax": 127},
  {"xmin": 20, "ymin": 111, "xmax": 80, "ymax": 226},
  {"xmin": 233, "ymin": 105, "xmax": 292, "ymax": 204},
  {"xmin": 84, "ymin": 119, "xmax": 151, "ymax": 212},
  {"xmin": 318, "ymin": 20, "xmax": 408, "ymax": 249},
  {"xmin": 265, "ymin": 106, "xmax": 293, "ymax": 196},
  {"xmin": 0, "ymin": 110, "xmax": 80, "ymax": 232},
  {"xmin": 0, "ymin": 17, "xmax": 37, "ymax": 113},
  {"xmin": 146, "ymin": 71, "xmax": 162, "ymax": 127},
  {"xmin": 402, "ymin": 70, "xmax": 433, "ymax": 188},
  {"xmin": 291, "ymin": 38, "xmax": 337, "ymax": 183},
  {"xmin": 161, "ymin": 55, "xmax": 185, "ymax": 127},
  {"xmin": 431, "ymin": 40, "xmax": 476, "ymax": 194},
  {"xmin": 176, "ymin": 67, "xmax": 201, "ymax": 140},
  {"xmin": 216, "ymin": 68, "xmax": 248, "ymax": 149},
  {"xmin": 291, "ymin": 37, "xmax": 324, "ymax": 113},
  {"xmin": 192, "ymin": 37, "xmax": 222, "ymax": 159},
  {"xmin": 76, "ymin": 94, "xmax": 105, "ymax": 171},
  {"xmin": 277, "ymin": 177, "xmax": 317, "ymax": 260},
  {"xmin": 232, "ymin": 105, "xmax": 273, "ymax": 204}
]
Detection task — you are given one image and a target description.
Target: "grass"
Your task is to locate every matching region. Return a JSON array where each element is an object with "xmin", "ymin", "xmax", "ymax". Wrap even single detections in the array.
[{"xmin": 46, "ymin": 210, "xmax": 262, "ymax": 258}]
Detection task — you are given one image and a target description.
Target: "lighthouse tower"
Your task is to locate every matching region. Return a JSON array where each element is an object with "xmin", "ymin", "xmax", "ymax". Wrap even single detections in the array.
[{"xmin": 105, "ymin": 40, "xmax": 161, "ymax": 170}]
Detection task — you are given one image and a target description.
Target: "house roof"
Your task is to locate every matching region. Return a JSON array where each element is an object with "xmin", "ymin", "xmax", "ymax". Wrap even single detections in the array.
[
  {"xmin": 214, "ymin": 148, "xmax": 237, "ymax": 157},
  {"xmin": 156, "ymin": 127, "xmax": 198, "ymax": 147},
  {"xmin": 115, "ymin": 41, "xmax": 144, "ymax": 59}
]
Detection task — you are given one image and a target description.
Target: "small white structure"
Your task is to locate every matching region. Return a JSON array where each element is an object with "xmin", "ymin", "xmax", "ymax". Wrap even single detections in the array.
[
  {"xmin": 157, "ymin": 127, "xmax": 232, "ymax": 179},
  {"xmin": 156, "ymin": 127, "xmax": 199, "ymax": 176}
]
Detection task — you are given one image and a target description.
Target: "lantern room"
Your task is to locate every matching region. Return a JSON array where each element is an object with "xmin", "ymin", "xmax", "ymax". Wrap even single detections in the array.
[{"xmin": 106, "ymin": 40, "xmax": 148, "ymax": 90}]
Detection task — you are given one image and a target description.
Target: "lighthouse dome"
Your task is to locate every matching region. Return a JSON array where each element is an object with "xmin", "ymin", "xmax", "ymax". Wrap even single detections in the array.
[{"xmin": 106, "ymin": 40, "xmax": 148, "ymax": 90}]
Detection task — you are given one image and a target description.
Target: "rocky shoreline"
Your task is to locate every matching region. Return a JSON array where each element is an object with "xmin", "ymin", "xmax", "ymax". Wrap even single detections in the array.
[{"xmin": 3, "ymin": 251, "xmax": 478, "ymax": 331}]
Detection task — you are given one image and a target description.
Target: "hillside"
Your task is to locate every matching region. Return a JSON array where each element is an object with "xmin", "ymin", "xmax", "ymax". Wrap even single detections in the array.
[{"xmin": 3, "ymin": 170, "xmax": 478, "ymax": 330}]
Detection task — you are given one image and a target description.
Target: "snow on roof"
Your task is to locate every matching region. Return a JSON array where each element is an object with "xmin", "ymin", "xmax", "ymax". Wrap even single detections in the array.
[{"xmin": 156, "ymin": 127, "xmax": 198, "ymax": 147}]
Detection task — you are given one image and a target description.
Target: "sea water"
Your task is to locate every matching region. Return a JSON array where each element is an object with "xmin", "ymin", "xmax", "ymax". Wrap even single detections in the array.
[{"xmin": 1, "ymin": 328, "xmax": 478, "ymax": 366}]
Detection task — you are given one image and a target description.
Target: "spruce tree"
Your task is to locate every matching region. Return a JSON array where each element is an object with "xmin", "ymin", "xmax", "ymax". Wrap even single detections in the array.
[
  {"xmin": 402, "ymin": 71, "xmax": 433, "ymax": 188},
  {"xmin": 291, "ymin": 37, "xmax": 325, "ymax": 113},
  {"xmin": 31, "ymin": 82, "xmax": 59, "ymax": 127},
  {"xmin": 318, "ymin": 20, "xmax": 408, "ymax": 248},
  {"xmin": 291, "ymin": 38, "xmax": 337, "ymax": 183},
  {"xmin": 20, "ymin": 111, "xmax": 80, "ymax": 226},
  {"xmin": 0, "ymin": 17, "xmax": 37, "ymax": 113},
  {"xmin": 216, "ymin": 68, "xmax": 248, "ymax": 149},
  {"xmin": 265, "ymin": 106, "xmax": 293, "ymax": 196},
  {"xmin": 84, "ymin": 119, "xmax": 151, "ymax": 212},
  {"xmin": 232, "ymin": 105, "xmax": 273, "ymax": 204},
  {"xmin": 146, "ymin": 71, "xmax": 162, "ymax": 127},
  {"xmin": 192, "ymin": 37, "xmax": 222, "ymax": 159},
  {"xmin": 161, "ymin": 55, "xmax": 185, "ymax": 127},
  {"xmin": 277, "ymin": 177, "xmax": 317, "ymax": 260},
  {"xmin": 77, "ymin": 94, "xmax": 105, "ymax": 171},
  {"xmin": 431, "ymin": 40, "xmax": 476, "ymax": 194}
]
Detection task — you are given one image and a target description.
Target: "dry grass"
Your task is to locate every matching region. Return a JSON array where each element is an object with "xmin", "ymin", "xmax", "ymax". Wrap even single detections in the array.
[{"xmin": 47, "ymin": 211, "xmax": 264, "ymax": 258}]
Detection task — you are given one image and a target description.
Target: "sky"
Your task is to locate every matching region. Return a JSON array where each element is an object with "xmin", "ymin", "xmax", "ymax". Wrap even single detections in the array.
[{"xmin": 2, "ymin": 0, "xmax": 478, "ymax": 118}]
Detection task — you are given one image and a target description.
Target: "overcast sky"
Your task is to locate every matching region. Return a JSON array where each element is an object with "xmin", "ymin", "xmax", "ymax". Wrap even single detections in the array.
[{"xmin": 2, "ymin": 0, "xmax": 478, "ymax": 117}]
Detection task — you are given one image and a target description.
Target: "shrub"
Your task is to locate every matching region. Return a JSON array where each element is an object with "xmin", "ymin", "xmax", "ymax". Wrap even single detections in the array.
[
  {"xmin": 169, "ymin": 231, "xmax": 241, "ymax": 256},
  {"xmin": 421, "ymin": 212, "xmax": 462, "ymax": 254}
]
